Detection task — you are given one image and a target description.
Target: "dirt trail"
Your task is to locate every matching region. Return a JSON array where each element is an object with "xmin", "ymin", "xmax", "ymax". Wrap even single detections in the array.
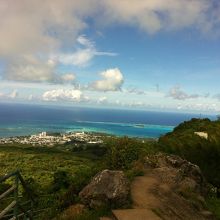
[
  {"xmin": 129, "ymin": 161, "xmax": 213, "ymax": 220},
  {"xmin": 105, "ymin": 154, "xmax": 215, "ymax": 220},
  {"xmin": 113, "ymin": 171, "xmax": 163, "ymax": 220},
  {"xmin": 131, "ymin": 173, "xmax": 161, "ymax": 210}
]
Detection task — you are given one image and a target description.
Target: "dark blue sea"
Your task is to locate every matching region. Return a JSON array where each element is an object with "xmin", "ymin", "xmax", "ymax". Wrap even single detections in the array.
[{"xmin": 0, "ymin": 103, "xmax": 216, "ymax": 138}]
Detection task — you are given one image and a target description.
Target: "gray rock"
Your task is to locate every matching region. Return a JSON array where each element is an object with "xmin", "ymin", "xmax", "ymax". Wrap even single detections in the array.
[
  {"xmin": 79, "ymin": 169, "xmax": 130, "ymax": 209},
  {"xmin": 150, "ymin": 153, "xmax": 208, "ymax": 196}
]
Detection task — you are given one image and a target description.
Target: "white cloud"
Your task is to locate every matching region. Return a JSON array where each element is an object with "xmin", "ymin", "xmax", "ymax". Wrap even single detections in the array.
[
  {"xmin": 60, "ymin": 73, "xmax": 76, "ymax": 83},
  {"xmin": 4, "ymin": 54, "xmax": 77, "ymax": 84},
  {"xmin": 98, "ymin": 96, "xmax": 107, "ymax": 104},
  {"xmin": 0, "ymin": 0, "xmax": 218, "ymax": 59},
  {"xmin": 58, "ymin": 50, "xmax": 94, "ymax": 67},
  {"xmin": 42, "ymin": 89, "xmax": 86, "ymax": 102},
  {"xmin": 124, "ymin": 86, "xmax": 147, "ymax": 95},
  {"xmin": 28, "ymin": 94, "xmax": 33, "ymax": 101},
  {"xmin": 101, "ymin": 0, "xmax": 214, "ymax": 34},
  {"xmin": 90, "ymin": 68, "xmax": 124, "ymax": 91},
  {"xmin": 53, "ymin": 73, "xmax": 76, "ymax": 84},
  {"xmin": 0, "ymin": 1, "xmax": 96, "ymax": 56},
  {"xmin": 77, "ymin": 35, "xmax": 93, "ymax": 47},
  {"xmin": 0, "ymin": 0, "xmax": 220, "ymax": 83},
  {"xmin": 5, "ymin": 56, "xmax": 55, "ymax": 82},
  {"xmin": 0, "ymin": 1, "xmax": 97, "ymax": 81},
  {"xmin": 8, "ymin": 90, "xmax": 18, "ymax": 99},
  {"xmin": 168, "ymin": 86, "xmax": 200, "ymax": 100},
  {"xmin": 57, "ymin": 35, "xmax": 117, "ymax": 67},
  {"xmin": 0, "ymin": 89, "xmax": 18, "ymax": 99}
]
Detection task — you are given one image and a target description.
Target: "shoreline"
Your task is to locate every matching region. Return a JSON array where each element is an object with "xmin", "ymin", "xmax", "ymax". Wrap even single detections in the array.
[
  {"xmin": 0, "ymin": 129, "xmax": 162, "ymax": 139},
  {"xmin": 0, "ymin": 131, "xmax": 158, "ymax": 147},
  {"xmin": 0, "ymin": 122, "xmax": 174, "ymax": 139}
]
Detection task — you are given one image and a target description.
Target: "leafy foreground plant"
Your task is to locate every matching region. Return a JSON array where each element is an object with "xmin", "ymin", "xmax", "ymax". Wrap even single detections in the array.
[{"xmin": 105, "ymin": 136, "xmax": 157, "ymax": 170}]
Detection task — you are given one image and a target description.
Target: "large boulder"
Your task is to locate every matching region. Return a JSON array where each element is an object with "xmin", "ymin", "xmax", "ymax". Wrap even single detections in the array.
[
  {"xmin": 143, "ymin": 153, "xmax": 208, "ymax": 196},
  {"xmin": 139, "ymin": 153, "xmax": 214, "ymax": 219},
  {"xmin": 79, "ymin": 169, "xmax": 130, "ymax": 209}
]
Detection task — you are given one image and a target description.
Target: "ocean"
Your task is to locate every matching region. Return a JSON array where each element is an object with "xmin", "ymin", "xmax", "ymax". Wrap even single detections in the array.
[{"xmin": 0, "ymin": 103, "xmax": 216, "ymax": 138}]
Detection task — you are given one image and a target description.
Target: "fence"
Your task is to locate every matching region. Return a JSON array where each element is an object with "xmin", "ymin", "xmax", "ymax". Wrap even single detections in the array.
[{"xmin": 0, "ymin": 170, "xmax": 34, "ymax": 220}]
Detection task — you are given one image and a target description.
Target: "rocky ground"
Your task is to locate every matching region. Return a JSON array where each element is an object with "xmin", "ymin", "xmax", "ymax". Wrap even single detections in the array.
[
  {"xmin": 58, "ymin": 153, "xmax": 216, "ymax": 220},
  {"xmin": 128, "ymin": 153, "xmax": 214, "ymax": 220}
]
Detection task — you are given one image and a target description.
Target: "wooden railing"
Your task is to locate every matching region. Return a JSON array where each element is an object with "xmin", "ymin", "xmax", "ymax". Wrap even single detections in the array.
[{"xmin": 0, "ymin": 170, "xmax": 35, "ymax": 219}]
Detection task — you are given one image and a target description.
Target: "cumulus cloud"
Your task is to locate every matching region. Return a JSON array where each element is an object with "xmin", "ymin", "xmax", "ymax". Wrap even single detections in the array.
[
  {"xmin": 90, "ymin": 68, "xmax": 124, "ymax": 91},
  {"xmin": 0, "ymin": 1, "xmax": 96, "ymax": 56},
  {"xmin": 5, "ymin": 56, "xmax": 55, "ymax": 82},
  {"xmin": 168, "ymin": 86, "xmax": 200, "ymax": 100},
  {"xmin": 4, "ymin": 54, "xmax": 77, "ymax": 84},
  {"xmin": 1, "ymin": 0, "xmax": 220, "ymax": 83},
  {"xmin": 0, "ymin": 1, "xmax": 102, "ymax": 81},
  {"xmin": 0, "ymin": 0, "xmax": 218, "ymax": 57},
  {"xmin": 101, "ymin": 0, "xmax": 217, "ymax": 34},
  {"xmin": 42, "ymin": 89, "xmax": 88, "ymax": 102}
]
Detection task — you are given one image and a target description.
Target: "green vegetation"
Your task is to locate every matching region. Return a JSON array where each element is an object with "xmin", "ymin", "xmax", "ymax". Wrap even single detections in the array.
[
  {"xmin": 105, "ymin": 136, "xmax": 157, "ymax": 170},
  {"xmin": 158, "ymin": 118, "xmax": 220, "ymax": 189},
  {"xmin": 206, "ymin": 196, "xmax": 220, "ymax": 219},
  {"xmin": 0, "ymin": 143, "xmax": 104, "ymax": 219},
  {"xmin": 158, "ymin": 118, "xmax": 220, "ymax": 219},
  {"xmin": 0, "ymin": 136, "xmax": 156, "ymax": 219},
  {"xmin": 1, "ymin": 121, "xmax": 220, "ymax": 219},
  {"xmin": 0, "ymin": 144, "xmax": 98, "ymax": 189}
]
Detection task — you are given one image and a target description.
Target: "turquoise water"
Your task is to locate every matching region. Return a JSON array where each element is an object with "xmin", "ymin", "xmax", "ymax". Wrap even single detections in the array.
[
  {"xmin": 0, "ymin": 120, "xmax": 174, "ymax": 138},
  {"xmin": 0, "ymin": 103, "xmax": 215, "ymax": 138}
]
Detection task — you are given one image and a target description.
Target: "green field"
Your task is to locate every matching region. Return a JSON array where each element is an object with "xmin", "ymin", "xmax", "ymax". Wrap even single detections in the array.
[
  {"xmin": 0, "ymin": 144, "xmax": 99, "ymax": 189},
  {"xmin": 0, "ymin": 143, "xmax": 106, "ymax": 219}
]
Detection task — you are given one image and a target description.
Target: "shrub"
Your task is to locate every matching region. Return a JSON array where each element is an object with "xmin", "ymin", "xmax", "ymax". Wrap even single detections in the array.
[
  {"xmin": 52, "ymin": 170, "xmax": 71, "ymax": 192},
  {"xmin": 105, "ymin": 136, "xmax": 143, "ymax": 170},
  {"xmin": 158, "ymin": 118, "xmax": 220, "ymax": 189}
]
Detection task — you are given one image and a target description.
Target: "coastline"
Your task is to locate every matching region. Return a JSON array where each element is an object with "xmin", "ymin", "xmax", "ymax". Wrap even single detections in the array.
[
  {"xmin": 0, "ymin": 130, "xmax": 159, "ymax": 147},
  {"xmin": 0, "ymin": 121, "xmax": 174, "ymax": 139}
]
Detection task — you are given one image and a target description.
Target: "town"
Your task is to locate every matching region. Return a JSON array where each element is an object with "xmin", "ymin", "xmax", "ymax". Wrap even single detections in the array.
[{"xmin": 0, "ymin": 131, "xmax": 104, "ymax": 146}]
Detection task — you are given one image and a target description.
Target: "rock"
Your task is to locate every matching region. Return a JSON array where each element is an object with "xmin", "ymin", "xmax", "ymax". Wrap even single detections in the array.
[
  {"xmin": 146, "ymin": 153, "xmax": 208, "ymax": 196},
  {"xmin": 79, "ymin": 169, "xmax": 130, "ymax": 209},
  {"xmin": 165, "ymin": 154, "xmax": 185, "ymax": 168},
  {"xmin": 139, "ymin": 153, "xmax": 214, "ymax": 219}
]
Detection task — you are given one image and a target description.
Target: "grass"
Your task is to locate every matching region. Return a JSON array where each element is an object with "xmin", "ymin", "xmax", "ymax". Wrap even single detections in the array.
[
  {"xmin": 2, "ymin": 134, "xmax": 219, "ymax": 220},
  {"xmin": 206, "ymin": 196, "xmax": 220, "ymax": 220},
  {"xmin": 0, "ymin": 144, "xmax": 98, "ymax": 189},
  {"xmin": 0, "ymin": 137, "xmax": 155, "ymax": 219},
  {"xmin": 0, "ymin": 143, "xmax": 105, "ymax": 219}
]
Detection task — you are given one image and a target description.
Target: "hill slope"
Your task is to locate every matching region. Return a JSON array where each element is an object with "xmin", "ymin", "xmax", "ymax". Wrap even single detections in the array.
[{"xmin": 158, "ymin": 118, "xmax": 220, "ymax": 191}]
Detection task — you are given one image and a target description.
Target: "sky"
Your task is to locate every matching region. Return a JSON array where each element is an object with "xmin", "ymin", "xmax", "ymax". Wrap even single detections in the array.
[{"xmin": 0, "ymin": 0, "xmax": 220, "ymax": 113}]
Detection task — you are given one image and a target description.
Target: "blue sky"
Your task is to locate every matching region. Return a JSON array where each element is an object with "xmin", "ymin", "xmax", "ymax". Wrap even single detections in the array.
[{"xmin": 0, "ymin": 0, "xmax": 220, "ymax": 113}]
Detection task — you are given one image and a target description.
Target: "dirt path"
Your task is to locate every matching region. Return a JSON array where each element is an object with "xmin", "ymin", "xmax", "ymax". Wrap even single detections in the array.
[
  {"xmin": 131, "ymin": 173, "xmax": 161, "ymax": 210},
  {"xmin": 109, "ymin": 154, "xmax": 214, "ymax": 220},
  {"xmin": 112, "ymin": 172, "xmax": 163, "ymax": 220},
  {"xmin": 129, "ymin": 166, "xmax": 212, "ymax": 220}
]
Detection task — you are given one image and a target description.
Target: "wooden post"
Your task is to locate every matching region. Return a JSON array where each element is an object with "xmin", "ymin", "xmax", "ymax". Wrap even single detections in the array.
[{"xmin": 14, "ymin": 173, "xmax": 19, "ymax": 219}]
